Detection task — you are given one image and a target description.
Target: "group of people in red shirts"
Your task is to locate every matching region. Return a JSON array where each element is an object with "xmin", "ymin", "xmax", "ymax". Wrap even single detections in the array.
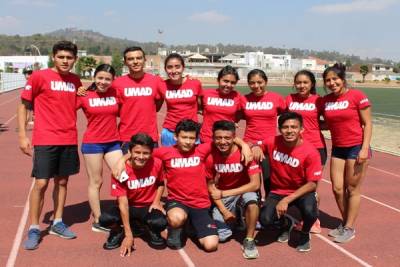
[{"xmin": 17, "ymin": 40, "xmax": 372, "ymax": 259}]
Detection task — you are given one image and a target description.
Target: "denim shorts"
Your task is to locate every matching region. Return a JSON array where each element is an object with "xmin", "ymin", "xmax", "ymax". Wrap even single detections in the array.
[
  {"xmin": 331, "ymin": 144, "xmax": 372, "ymax": 160},
  {"xmin": 81, "ymin": 141, "xmax": 121, "ymax": 154}
]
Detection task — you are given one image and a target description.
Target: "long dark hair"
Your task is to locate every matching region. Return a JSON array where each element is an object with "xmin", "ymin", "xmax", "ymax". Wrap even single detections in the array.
[
  {"xmin": 294, "ymin": 70, "xmax": 317, "ymax": 95},
  {"xmin": 322, "ymin": 63, "xmax": 347, "ymax": 88},
  {"xmin": 88, "ymin": 64, "xmax": 116, "ymax": 91}
]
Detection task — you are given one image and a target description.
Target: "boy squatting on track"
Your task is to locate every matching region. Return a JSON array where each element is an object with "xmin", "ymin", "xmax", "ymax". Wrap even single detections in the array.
[
  {"xmin": 205, "ymin": 120, "xmax": 261, "ymax": 259},
  {"xmin": 255, "ymin": 111, "xmax": 323, "ymax": 252},
  {"xmin": 114, "ymin": 119, "xmax": 253, "ymax": 253},
  {"xmin": 18, "ymin": 41, "xmax": 82, "ymax": 250},
  {"xmin": 99, "ymin": 133, "xmax": 167, "ymax": 257}
]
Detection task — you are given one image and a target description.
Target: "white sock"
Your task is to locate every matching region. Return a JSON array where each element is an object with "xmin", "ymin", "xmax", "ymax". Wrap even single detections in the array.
[
  {"xmin": 53, "ymin": 218, "xmax": 62, "ymax": 225},
  {"xmin": 29, "ymin": 225, "xmax": 40, "ymax": 230}
]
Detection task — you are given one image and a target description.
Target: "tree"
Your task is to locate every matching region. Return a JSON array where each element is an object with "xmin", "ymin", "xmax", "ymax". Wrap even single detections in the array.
[
  {"xmin": 360, "ymin": 65, "xmax": 369, "ymax": 83},
  {"xmin": 111, "ymin": 52, "xmax": 123, "ymax": 76},
  {"xmin": 47, "ymin": 53, "xmax": 54, "ymax": 68},
  {"xmin": 76, "ymin": 56, "xmax": 97, "ymax": 78}
]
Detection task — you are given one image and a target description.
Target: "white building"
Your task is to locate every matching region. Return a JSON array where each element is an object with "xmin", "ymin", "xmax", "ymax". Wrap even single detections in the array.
[
  {"xmin": 219, "ymin": 52, "xmax": 291, "ymax": 72},
  {"xmin": 0, "ymin": 56, "xmax": 49, "ymax": 73}
]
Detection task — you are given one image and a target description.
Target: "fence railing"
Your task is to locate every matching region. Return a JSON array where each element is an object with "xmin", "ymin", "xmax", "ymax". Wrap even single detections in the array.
[{"xmin": 0, "ymin": 73, "xmax": 26, "ymax": 93}]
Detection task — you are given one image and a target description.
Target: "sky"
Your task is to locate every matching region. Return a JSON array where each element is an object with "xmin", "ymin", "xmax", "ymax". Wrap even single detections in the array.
[{"xmin": 0, "ymin": 0, "xmax": 399, "ymax": 61}]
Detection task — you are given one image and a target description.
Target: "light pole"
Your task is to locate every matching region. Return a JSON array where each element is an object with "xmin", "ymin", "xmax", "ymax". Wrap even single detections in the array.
[{"xmin": 30, "ymin": 44, "xmax": 41, "ymax": 70}]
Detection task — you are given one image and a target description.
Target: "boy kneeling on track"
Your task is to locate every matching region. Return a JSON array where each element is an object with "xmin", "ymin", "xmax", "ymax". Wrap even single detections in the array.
[
  {"xmin": 206, "ymin": 120, "xmax": 261, "ymax": 259},
  {"xmin": 100, "ymin": 133, "xmax": 167, "ymax": 257}
]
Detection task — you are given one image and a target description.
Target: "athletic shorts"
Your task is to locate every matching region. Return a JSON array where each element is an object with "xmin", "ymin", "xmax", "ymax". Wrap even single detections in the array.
[
  {"xmin": 331, "ymin": 145, "xmax": 372, "ymax": 160},
  {"xmin": 165, "ymin": 200, "xmax": 217, "ymax": 239},
  {"xmin": 317, "ymin": 147, "xmax": 328, "ymax": 166},
  {"xmin": 81, "ymin": 141, "xmax": 121, "ymax": 154},
  {"xmin": 32, "ymin": 145, "xmax": 79, "ymax": 179}
]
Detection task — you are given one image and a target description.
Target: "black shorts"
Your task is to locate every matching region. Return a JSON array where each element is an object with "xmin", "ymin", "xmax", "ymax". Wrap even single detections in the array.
[
  {"xmin": 331, "ymin": 145, "xmax": 372, "ymax": 160},
  {"xmin": 31, "ymin": 145, "xmax": 80, "ymax": 179},
  {"xmin": 165, "ymin": 200, "xmax": 217, "ymax": 239},
  {"xmin": 317, "ymin": 148, "xmax": 328, "ymax": 166}
]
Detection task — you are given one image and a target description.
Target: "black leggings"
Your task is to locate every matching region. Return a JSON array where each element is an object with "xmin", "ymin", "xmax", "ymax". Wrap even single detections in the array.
[
  {"xmin": 259, "ymin": 192, "xmax": 318, "ymax": 233},
  {"xmin": 261, "ymin": 155, "xmax": 270, "ymax": 196},
  {"xmin": 99, "ymin": 205, "xmax": 167, "ymax": 233}
]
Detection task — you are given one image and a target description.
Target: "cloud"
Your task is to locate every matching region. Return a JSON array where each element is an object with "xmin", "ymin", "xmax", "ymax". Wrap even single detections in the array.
[
  {"xmin": 11, "ymin": 0, "xmax": 56, "ymax": 7},
  {"xmin": 0, "ymin": 16, "xmax": 21, "ymax": 29},
  {"xmin": 310, "ymin": 0, "xmax": 399, "ymax": 14},
  {"xmin": 188, "ymin": 10, "xmax": 230, "ymax": 23},
  {"xmin": 104, "ymin": 10, "xmax": 117, "ymax": 17}
]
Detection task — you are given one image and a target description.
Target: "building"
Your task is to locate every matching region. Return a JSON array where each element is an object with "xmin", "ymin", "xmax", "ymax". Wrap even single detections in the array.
[{"xmin": 0, "ymin": 56, "xmax": 49, "ymax": 73}]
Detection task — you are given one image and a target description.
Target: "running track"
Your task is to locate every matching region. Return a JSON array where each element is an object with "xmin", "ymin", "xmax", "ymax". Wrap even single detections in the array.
[{"xmin": 1, "ymin": 89, "xmax": 399, "ymax": 267}]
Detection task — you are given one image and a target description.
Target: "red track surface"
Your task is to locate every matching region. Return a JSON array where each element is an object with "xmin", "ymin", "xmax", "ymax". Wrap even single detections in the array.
[{"xmin": 1, "ymin": 89, "xmax": 399, "ymax": 267}]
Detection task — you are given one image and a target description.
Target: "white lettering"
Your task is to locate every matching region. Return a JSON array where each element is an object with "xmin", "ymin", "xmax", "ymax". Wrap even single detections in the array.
[
  {"xmin": 289, "ymin": 102, "xmax": 316, "ymax": 111},
  {"xmin": 171, "ymin": 157, "xmax": 201, "ymax": 168},
  {"xmin": 124, "ymin": 87, "xmax": 152, "ymax": 96},
  {"xmin": 207, "ymin": 97, "xmax": 235, "ymax": 107},
  {"xmin": 126, "ymin": 176, "xmax": 156, "ymax": 189},
  {"xmin": 166, "ymin": 89, "xmax": 193, "ymax": 99},
  {"xmin": 272, "ymin": 150, "xmax": 300, "ymax": 167},
  {"xmin": 325, "ymin": 100, "xmax": 349, "ymax": 111},
  {"xmin": 245, "ymin": 102, "xmax": 273, "ymax": 110},
  {"xmin": 89, "ymin": 97, "xmax": 117, "ymax": 107},
  {"xmin": 50, "ymin": 81, "xmax": 76, "ymax": 92},
  {"xmin": 214, "ymin": 163, "xmax": 243, "ymax": 173},
  {"xmin": 359, "ymin": 98, "xmax": 369, "ymax": 104}
]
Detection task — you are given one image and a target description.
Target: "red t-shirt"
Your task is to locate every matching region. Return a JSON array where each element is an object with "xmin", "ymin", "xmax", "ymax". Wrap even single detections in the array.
[
  {"xmin": 111, "ymin": 158, "xmax": 164, "ymax": 207},
  {"xmin": 113, "ymin": 73, "xmax": 164, "ymax": 142},
  {"xmin": 161, "ymin": 78, "xmax": 202, "ymax": 130},
  {"xmin": 200, "ymin": 89, "xmax": 242, "ymax": 143},
  {"xmin": 153, "ymin": 143, "xmax": 213, "ymax": 209},
  {"xmin": 241, "ymin": 91, "xmax": 286, "ymax": 142},
  {"xmin": 20, "ymin": 69, "xmax": 82, "ymax": 145},
  {"xmin": 261, "ymin": 136, "xmax": 322, "ymax": 196},
  {"xmin": 321, "ymin": 89, "xmax": 371, "ymax": 147},
  {"xmin": 286, "ymin": 94, "xmax": 326, "ymax": 149},
  {"xmin": 205, "ymin": 148, "xmax": 261, "ymax": 190},
  {"xmin": 77, "ymin": 89, "xmax": 119, "ymax": 143}
]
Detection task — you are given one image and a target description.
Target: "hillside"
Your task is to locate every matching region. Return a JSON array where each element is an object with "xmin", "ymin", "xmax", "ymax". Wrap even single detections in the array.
[{"xmin": 0, "ymin": 28, "xmax": 395, "ymax": 65}]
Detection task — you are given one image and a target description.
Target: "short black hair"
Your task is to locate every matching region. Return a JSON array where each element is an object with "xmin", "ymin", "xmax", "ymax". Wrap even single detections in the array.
[
  {"xmin": 123, "ymin": 46, "xmax": 145, "ymax": 61},
  {"xmin": 52, "ymin": 40, "xmax": 78, "ymax": 57},
  {"xmin": 278, "ymin": 112, "xmax": 303, "ymax": 129},
  {"xmin": 212, "ymin": 120, "xmax": 236, "ymax": 134},
  {"xmin": 175, "ymin": 119, "xmax": 200, "ymax": 137},
  {"xmin": 129, "ymin": 133, "xmax": 154, "ymax": 151},
  {"xmin": 217, "ymin": 65, "xmax": 239, "ymax": 82}
]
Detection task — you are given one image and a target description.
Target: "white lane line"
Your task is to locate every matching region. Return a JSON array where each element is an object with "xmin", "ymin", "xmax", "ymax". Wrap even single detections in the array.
[
  {"xmin": 178, "ymin": 248, "xmax": 196, "ymax": 267},
  {"xmin": 6, "ymin": 180, "xmax": 34, "ymax": 267},
  {"xmin": 3, "ymin": 114, "xmax": 17, "ymax": 125},
  {"xmin": 322, "ymin": 179, "xmax": 400, "ymax": 213},
  {"xmin": 369, "ymin": 166, "xmax": 400, "ymax": 178},
  {"xmin": 315, "ymin": 234, "xmax": 373, "ymax": 267},
  {"xmin": 0, "ymin": 96, "xmax": 19, "ymax": 107}
]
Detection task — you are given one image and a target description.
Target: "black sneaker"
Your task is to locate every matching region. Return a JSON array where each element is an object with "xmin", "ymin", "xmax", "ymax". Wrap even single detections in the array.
[
  {"xmin": 148, "ymin": 230, "xmax": 165, "ymax": 246},
  {"xmin": 296, "ymin": 232, "xmax": 311, "ymax": 252},
  {"xmin": 166, "ymin": 227, "xmax": 183, "ymax": 249},
  {"xmin": 103, "ymin": 229, "xmax": 124, "ymax": 250},
  {"xmin": 277, "ymin": 215, "xmax": 294, "ymax": 243}
]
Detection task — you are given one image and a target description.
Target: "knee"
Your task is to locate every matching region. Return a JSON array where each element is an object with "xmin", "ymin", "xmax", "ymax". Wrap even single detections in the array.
[
  {"xmin": 167, "ymin": 210, "xmax": 186, "ymax": 228},
  {"xmin": 245, "ymin": 202, "xmax": 259, "ymax": 212},
  {"xmin": 33, "ymin": 180, "xmax": 49, "ymax": 192},
  {"xmin": 55, "ymin": 177, "xmax": 69, "ymax": 187},
  {"xmin": 89, "ymin": 177, "xmax": 103, "ymax": 188},
  {"xmin": 259, "ymin": 206, "xmax": 274, "ymax": 227},
  {"xmin": 332, "ymin": 185, "xmax": 344, "ymax": 196},
  {"xmin": 202, "ymin": 237, "xmax": 218, "ymax": 252},
  {"xmin": 346, "ymin": 184, "xmax": 361, "ymax": 197},
  {"xmin": 302, "ymin": 205, "xmax": 318, "ymax": 221}
]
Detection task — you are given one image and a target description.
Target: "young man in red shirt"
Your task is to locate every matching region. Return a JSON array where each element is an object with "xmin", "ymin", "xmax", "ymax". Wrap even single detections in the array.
[
  {"xmin": 256, "ymin": 112, "xmax": 322, "ymax": 252},
  {"xmin": 99, "ymin": 133, "xmax": 167, "ymax": 257},
  {"xmin": 206, "ymin": 120, "xmax": 261, "ymax": 259},
  {"xmin": 18, "ymin": 41, "xmax": 82, "ymax": 250},
  {"xmin": 113, "ymin": 46, "xmax": 165, "ymax": 151}
]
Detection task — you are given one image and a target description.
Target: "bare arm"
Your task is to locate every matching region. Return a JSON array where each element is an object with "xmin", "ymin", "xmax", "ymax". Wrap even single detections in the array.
[
  {"xmin": 358, "ymin": 106, "xmax": 372, "ymax": 163},
  {"xmin": 118, "ymin": 196, "xmax": 135, "ymax": 256},
  {"xmin": 219, "ymin": 172, "xmax": 261, "ymax": 198},
  {"xmin": 155, "ymin": 99, "xmax": 164, "ymax": 112},
  {"xmin": 148, "ymin": 183, "xmax": 166, "ymax": 214},
  {"xmin": 233, "ymin": 137, "xmax": 253, "ymax": 165},
  {"xmin": 197, "ymin": 96, "xmax": 203, "ymax": 115},
  {"xmin": 207, "ymin": 179, "xmax": 235, "ymax": 223},
  {"xmin": 17, "ymin": 100, "xmax": 32, "ymax": 156}
]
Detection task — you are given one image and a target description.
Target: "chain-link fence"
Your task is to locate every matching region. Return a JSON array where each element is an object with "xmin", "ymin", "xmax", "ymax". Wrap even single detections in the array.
[{"xmin": 0, "ymin": 73, "xmax": 26, "ymax": 93}]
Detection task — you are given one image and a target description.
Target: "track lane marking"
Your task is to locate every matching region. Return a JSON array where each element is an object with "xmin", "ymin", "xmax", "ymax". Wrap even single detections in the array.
[
  {"xmin": 369, "ymin": 166, "xmax": 400, "ymax": 178},
  {"xmin": 177, "ymin": 248, "xmax": 196, "ymax": 267}
]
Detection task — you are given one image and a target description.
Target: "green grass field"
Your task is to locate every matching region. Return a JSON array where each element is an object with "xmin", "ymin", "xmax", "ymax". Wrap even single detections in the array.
[{"xmin": 235, "ymin": 86, "xmax": 400, "ymax": 118}]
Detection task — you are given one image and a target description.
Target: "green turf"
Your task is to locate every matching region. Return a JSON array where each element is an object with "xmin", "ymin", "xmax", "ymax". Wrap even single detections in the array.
[{"xmin": 235, "ymin": 86, "xmax": 400, "ymax": 118}]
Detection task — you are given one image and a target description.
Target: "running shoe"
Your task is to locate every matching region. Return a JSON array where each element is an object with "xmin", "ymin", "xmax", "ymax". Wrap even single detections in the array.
[
  {"xmin": 334, "ymin": 227, "xmax": 355, "ymax": 243},
  {"xmin": 148, "ymin": 230, "xmax": 165, "ymax": 246},
  {"xmin": 91, "ymin": 222, "xmax": 110, "ymax": 233},
  {"xmin": 277, "ymin": 215, "xmax": 294, "ymax": 243},
  {"xmin": 328, "ymin": 224, "xmax": 344, "ymax": 238},
  {"xmin": 296, "ymin": 232, "xmax": 311, "ymax": 252},
  {"xmin": 294, "ymin": 219, "xmax": 321, "ymax": 234},
  {"xmin": 24, "ymin": 228, "xmax": 41, "ymax": 250},
  {"xmin": 103, "ymin": 229, "xmax": 124, "ymax": 250},
  {"xmin": 49, "ymin": 222, "xmax": 76, "ymax": 239},
  {"xmin": 242, "ymin": 238, "xmax": 259, "ymax": 259},
  {"xmin": 166, "ymin": 227, "xmax": 183, "ymax": 249}
]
